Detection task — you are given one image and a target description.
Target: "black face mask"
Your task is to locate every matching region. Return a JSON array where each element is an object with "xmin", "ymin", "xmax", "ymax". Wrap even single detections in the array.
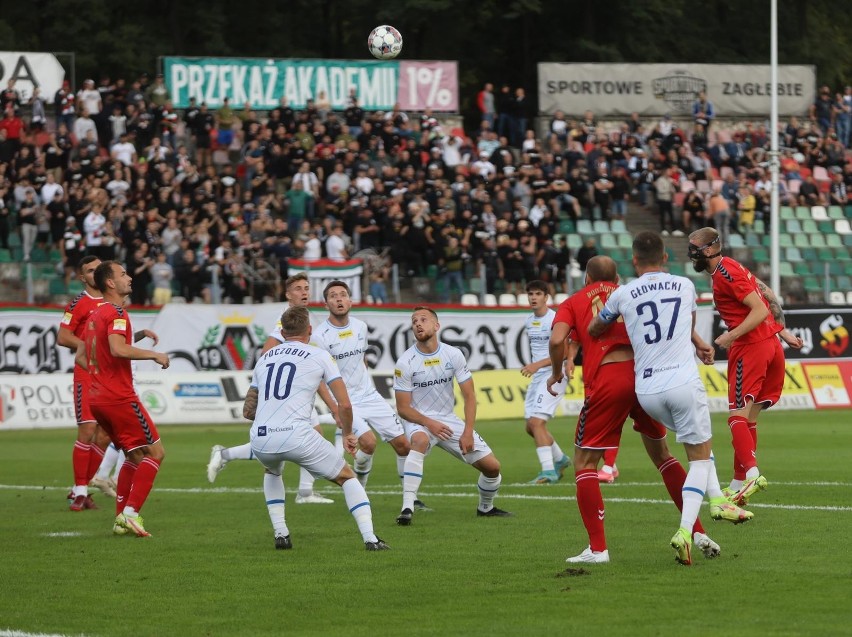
[{"xmin": 688, "ymin": 236, "xmax": 721, "ymax": 272}]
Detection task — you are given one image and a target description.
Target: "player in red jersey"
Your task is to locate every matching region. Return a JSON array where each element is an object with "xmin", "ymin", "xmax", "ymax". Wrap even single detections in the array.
[
  {"xmin": 57, "ymin": 255, "xmax": 109, "ymax": 511},
  {"xmin": 546, "ymin": 255, "xmax": 720, "ymax": 563},
  {"xmin": 688, "ymin": 227, "xmax": 803, "ymax": 505},
  {"xmin": 77, "ymin": 261, "xmax": 169, "ymax": 537}
]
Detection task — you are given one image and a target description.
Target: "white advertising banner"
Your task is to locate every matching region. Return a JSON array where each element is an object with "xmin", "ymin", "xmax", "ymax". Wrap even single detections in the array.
[
  {"xmin": 1, "ymin": 304, "xmax": 716, "ymax": 375},
  {"xmin": 287, "ymin": 258, "xmax": 363, "ymax": 303},
  {"xmin": 538, "ymin": 63, "xmax": 816, "ymax": 117},
  {"xmin": 0, "ymin": 52, "xmax": 66, "ymax": 103}
]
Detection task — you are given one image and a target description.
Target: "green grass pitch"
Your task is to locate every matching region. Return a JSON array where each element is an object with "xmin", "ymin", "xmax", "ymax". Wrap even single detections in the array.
[{"xmin": 1, "ymin": 409, "xmax": 850, "ymax": 637}]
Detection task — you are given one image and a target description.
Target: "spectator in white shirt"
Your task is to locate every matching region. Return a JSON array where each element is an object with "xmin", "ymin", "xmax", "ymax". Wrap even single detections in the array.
[
  {"xmin": 111, "ymin": 133, "xmax": 137, "ymax": 166},
  {"xmin": 325, "ymin": 224, "xmax": 349, "ymax": 260},
  {"xmin": 77, "ymin": 79, "xmax": 102, "ymax": 115}
]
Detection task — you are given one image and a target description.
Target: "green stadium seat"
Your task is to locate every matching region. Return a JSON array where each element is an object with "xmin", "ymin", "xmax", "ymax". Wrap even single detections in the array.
[
  {"xmin": 753, "ymin": 219, "xmax": 765, "ymax": 234},
  {"xmin": 785, "ymin": 219, "xmax": 801, "ymax": 234},
  {"xmin": 746, "ymin": 232, "xmax": 761, "ymax": 247},
  {"xmin": 817, "ymin": 248, "xmax": 833, "ymax": 261},
  {"xmin": 810, "ymin": 234, "xmax": 827, "ymax": 248},
  {"xmin": 49, "ymin": 279, "xmax": 67, "ymax": 296},
  {"xmin": 793, "ymin": 261, "xmax": 810, "ymax": 276},
  {"xmin": 728, "ymin": 234, "xmax": 745, "ymax": 248},
  {"xmin": 607, "ymin": 248, "xmax": 625, "ymax": 261},
  {"xmin": 567, "ymin": 234, "xmax": 583, "ymax": 250},
  {"xmin": 779, "ymin": 234, "xmax": 794, "ymax": 248},
  {"xmin": 817, "ymin": 220, "xmax": 835, "ymax": 234},
  {"xmin": 827, "ymin": 234, "xmax": 843, "ymax": 248},
  {"xmin": 558, "ymin": 220, "xmax": 575, "ymax": 234},
  {"xmin": 834, "ymin": 247, "xmax": 851, "ymax": 260},
  {"xmin": 617, "ymin": 234, "xmax": 633, "ymax": 249},
  {"xmin": 593, "ymin": 220, "xmax": 610, "ymax": 233},
  {"xmin": 828, "ymin": 206, "xmax": 845, "ymax": 220},
  {"xmin": 803, "ymin": 276, "xmax": 822, "ymax": 292},
  {"xmin": 785, "ymin": 247, "xmax": 802, "ymax": 262},
  {"xmin": 30, "ymin": 247, "xmax": 48, "ymax": 262},
  {"xmin": 845, "ymin": 205, "xmax": 852, "ymax": 219},
  {"xmin": 610, "ymin": 220, "xmax": 627, "ymax": 234},
  {"xmin": 795, "ymin": 206, "xmax": 812, "ymax": 220},
  {"xmin": 845, "ymin": 262, "xmax": 852, "ymax": 276},
  {"xmin": 801, "ymin": 219, "xmax": 818, "ymax": 234},
  {"xmin": 801, "ymin": 247, "xmax": 818, "ymax": 261},
  {"xmin": 600, "ymin": 233, "xmax": 618, "ymax": 249},
  {"xmin": 8, "ymin": 233, "xmax": 21, "ymax": 247},
  {"xmin": 837, "ymin": 275, "xmax": 852, "ymax": 291},
  {"xmin": 778, "ymin": 262, "xmax": 795, "ymax": 277},
  {"xmin": 793, "ymin": 234, "xmax": 810, "ymax": 248},
  {"xmin": 667, "ymin": 262, "xmax": 685, "ymax": 276},
  {"xmin": 68, "ymin": 280, "xmax": 84, "ymax": 295},
  {"xmin": 617, "ymin": 262, "xmax": 635, "ymax": 280},
  {"xmin": 576, "ymin": 220, "xmax": 593, "ymax": 235},
  {"xmin": 0, "ymin": 249, "xmax": 10, "ymax": 263},
  {"xmin": 780, "ymin": 206, "xmax": 795, "ymax": 220},
  {"xmin": 752, "ymin": 247, "xmax": 769, "ymax": 262},
  {"xmin": 693, "ymin": 277, "xmax": 711, "ymax": 294},
  {"xmin": 761, "ymin": 234, "xmax": 772, "ymax": 247},
  {"xmin": 844, "ymin": 235, "xmax": 852, "ymax": 248}
]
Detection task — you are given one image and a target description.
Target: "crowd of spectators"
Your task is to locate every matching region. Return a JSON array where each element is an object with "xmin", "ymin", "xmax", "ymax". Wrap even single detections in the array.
[{"xmin": 0, "ymin": 73, "xmax": 850, "ymax": 305}]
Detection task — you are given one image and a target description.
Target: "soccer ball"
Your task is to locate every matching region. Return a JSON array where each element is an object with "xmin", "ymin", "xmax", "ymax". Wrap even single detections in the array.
[{"xmin": 368, "ymin": 25, "xmax": 403, "ymax": 60}]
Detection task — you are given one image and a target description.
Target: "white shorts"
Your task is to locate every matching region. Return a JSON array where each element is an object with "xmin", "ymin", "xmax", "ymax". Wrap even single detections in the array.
[
  {"xmin": 252, "ymin": 426, "xmax": 346, "ymax": 480},
  {"xmin": 637, "ymin": 377, "xmax": 712, "ymax": 446},
  {"xmin": 404, "ymin": 412, "xmax": 493, "ymax": 465},
  {"xmin": 310, "ymin": 407, "xmax": 320, "ymax": 428},
  {"xmin": 524, "ymin": 373, "xmax": 567, "ymax": 420},
  {"xmin": 351, "ymin": 393, "xmax": 405, "ymax": 442}
]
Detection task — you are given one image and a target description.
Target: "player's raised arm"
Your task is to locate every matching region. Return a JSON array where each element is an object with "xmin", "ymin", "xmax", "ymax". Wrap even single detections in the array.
[
  {"xmin": 458, "ymin": 377, "xmax": 476, "ymax": 454},
  {"xmin": 714, "ymin": 291, "xmax": 769, "ymax": 350},
  {"xmin": 548, "ymin": 321, "xmax": 571, "ymax": 391},
  {"xmin": 242, "ymin": 386, "xmax": 259, "ymax": 420}
]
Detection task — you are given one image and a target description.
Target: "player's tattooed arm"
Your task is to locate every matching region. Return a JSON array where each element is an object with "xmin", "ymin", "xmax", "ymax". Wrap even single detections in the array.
[
  {"xmin": 243, "ymin": 387, "xmax": 259, "ymax": 420},
  {"xmin": 755, "ymin": 277, "xmax": 785, "ymax": 327}
]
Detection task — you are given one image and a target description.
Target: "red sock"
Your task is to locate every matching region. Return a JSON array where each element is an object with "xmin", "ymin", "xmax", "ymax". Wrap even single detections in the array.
[
  {"xmin": 728, "ymin": 416, "xmax": 756, "ymax": 472},
  {"xmin": 127, "ymin": 457, "xmax": 161, "ymax": 514},
  {"xmin": 748, "ymin": 422, "xmax": 758, "ymax": 452},
  {"xmin": 116, "ymin": 461, "xmax": 138, "ymax": 515},
  {"xmin": 603, "ymin": 447, "xmax": 619, "ymax": 467},
  {"xmin": 72, "ymin": 441, "xmax": 91, "ymax": 486},
  {"xmin": 658, "ymin": 457, "xmax": 705, "ymax": 535},
  {"xmin": 86, "ymin": 444, "xmax": 105, "ymax": 483},
  {"xmin": 575, "ymin": 469, "xmax": 606, "ymax": 552}
]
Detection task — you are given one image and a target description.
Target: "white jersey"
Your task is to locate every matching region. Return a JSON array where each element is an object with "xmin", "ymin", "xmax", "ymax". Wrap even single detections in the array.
[
  {"xmin": 313, "ymin": 317, "xmax": 376, "ymax": 402},
  {"xmin": 249, "ymin": 341, "xmax": 340, "ymax": 452},
  {"xmin": 393, "ymin": 343, "xmax": 472, "ymax": 421},
  {"xmin": 525, "ymin": 308, "xmax": 556, "ymax": 378},
  {"xmin": 599, "ymin": 271, "xmax": 698, "ymax": 395}
]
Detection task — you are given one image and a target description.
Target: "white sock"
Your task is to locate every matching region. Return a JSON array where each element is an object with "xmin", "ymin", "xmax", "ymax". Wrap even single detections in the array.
[
  {"xmin": 402, "ymin": 450, "xmax": 424, "ymax": 511},
  {"xmin": 112, "ymin": 451, "xmax": 125, "ymax": 481},
  {"xmin": 334, "ymin": 429, "xmax": 344, "ymax": 456},
  {"xmin": 353, "ymin": 450, "xmax": 373, "ymax": 487},
  {"xmin": 601, "ymin": 464, "xmax": 614, "ymax": 475},
  {"xmin": 729, "ymin": 478, "xmax": 744, "ymax": 491},
  {"xmin": 550, "ymin": 441, "xmax": 566, "ymax": 462},
  {"xmin": 745, "ymin": 466, "xmax": 760, "ymax": 480},
  {"xmin": 222, "ymin": 443, "xmax": 253, "ymax": 462},
  {"xmin": 72, "ymin": 484, "xmax": 88, "ymax": 497},
  {"xmin": 263, "ymin": 472, "xmax": 289, "ymax": 537},
  {"xmin": 317, "ymin": 413, "xmax": 337, "ymax": 425},
  {"xmin": 477, "ymin": 473, "xmax": 502, "ymax": 512},
  {"xmin": 122, "ymin": 506, "xmax": 138, "ymax": 517},
  {"xmin": 342, "ymin": 478, "xmax": 377, "ymax": 543},
  {"xmin": 396, "ymin": 454, "xmax": 407, "ymax": 482},
  {"xmin": 536, "ymin": 446, "xmax": 555, "ymax": 472},
  {"xmin": 96, "ymin": 443, "xmax": 121, "ymax": 480},
  {"xmin": 298, "ymin": 466, "xmax": 316, "ymax": 497},
  {"xmin": 706, "ymin": 452, "xmax": 723, "ymax": 499},
  {"xmin": 680, "ymin": 460, "xmax": 711, "ymax": 531}
]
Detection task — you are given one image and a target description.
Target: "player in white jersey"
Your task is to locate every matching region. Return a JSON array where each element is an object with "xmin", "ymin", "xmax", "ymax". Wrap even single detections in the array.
[
  {"xmin": 315, "ymin": 281, "xmax": 419, "ymax": 495},
  {"xmin": 520, "ymin": 280, "xmax": 572, "ymax": 484},
  {"xmin": 244, "ymin": 306, "xmax": 389, "ymax": 551},
  {"xmin": 393, "ymin": 306, "xmax": 512, "ymax": 525},
  {"xmin": 207, "ymin": 272, "xmax": 337, "ymax": 504},
  {"xmin": 589, "ymin": 231, "xmax": 752, "ymax": 565}
]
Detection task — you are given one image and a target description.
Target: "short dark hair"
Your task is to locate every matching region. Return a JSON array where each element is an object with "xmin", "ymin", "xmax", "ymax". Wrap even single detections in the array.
[
  {"xmin": 632, "ymin": 231, "xmax": 665, "ymax": 268},
  {"xmin": 525, "ymin": 280, "xmax": 549, "ymax": 295},
  {"xmin": 322, "ymin": 280, "xmax": 351, "ymax": 300},
  {"xmin": 280, "ymin": 306, "xmax": 311, "ymax": 337},
  {"xmin": 93, "ymin": 260, "xmax": 119, "ymax": 293},
  {"xmin": 412, "ymin": 306, "xmax": 438, "ymax": 320},
  {"xmin": 77, "ymin": 255, "xmax": 100, "ymax": 274}
]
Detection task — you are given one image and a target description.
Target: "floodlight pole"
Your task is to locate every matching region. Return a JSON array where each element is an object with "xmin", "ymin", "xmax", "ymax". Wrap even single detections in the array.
[{"xmin": 769, "ymin": 0, "xmax": 781, "ymax": 297}]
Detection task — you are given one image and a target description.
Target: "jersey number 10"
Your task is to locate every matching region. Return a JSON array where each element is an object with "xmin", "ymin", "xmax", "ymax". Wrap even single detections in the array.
[{"xmin": 263, "ymin": 362, "xmax": 297, "ymax": 400}]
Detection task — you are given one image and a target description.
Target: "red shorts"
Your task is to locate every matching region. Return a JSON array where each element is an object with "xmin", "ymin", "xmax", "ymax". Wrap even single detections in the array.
[
  {"xmin": 73, "ymin": 370, "xmax": 95, "ymax": 425},
  {"xmin": 90, "ymin": 400, "xmax": 160, "ymax": 452},
  {"xmin": 575, "ymin": 360, "xmax": 667, "ymax": 449},
  {"xmin": 727, "ymin": 336, "xmax": 785, "ymax": 410}
]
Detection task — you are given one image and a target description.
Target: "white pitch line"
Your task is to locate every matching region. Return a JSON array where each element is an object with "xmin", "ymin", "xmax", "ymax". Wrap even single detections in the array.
[
  {"xmin": 2, "ymin": 484, "xmax": 850, "ymax": 513},
  {"xmin": 0, "ymin": 630, "xmax": 92, "ymax": 637}
]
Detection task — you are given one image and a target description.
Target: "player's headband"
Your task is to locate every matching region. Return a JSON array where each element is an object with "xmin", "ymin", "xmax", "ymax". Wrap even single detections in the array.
[{"xmin": 688, "ymin": 236, "xmax": 721, "ymax": 260}]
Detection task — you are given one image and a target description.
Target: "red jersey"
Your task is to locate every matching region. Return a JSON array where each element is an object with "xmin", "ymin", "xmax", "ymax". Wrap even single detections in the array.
[
  {"xmin": 60, "ymin": 291, "xmax": 104, "ymax": 340},
  {"xmin": 711, "ymin": 257, "xmax": 781, "ymax": 344},
  {"xmin": 85, "ymin": 302, "xmax": 137, "ymax": 403},
  {"xmin": 553, "ymin": 281, "xmax": 630, "ymax": 388}
]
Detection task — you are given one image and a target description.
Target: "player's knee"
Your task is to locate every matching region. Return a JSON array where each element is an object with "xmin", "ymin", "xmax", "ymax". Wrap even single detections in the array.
[
  {"xmin": 359, "ymin": 431, "xmax": 377, "ymax": 454},
  {"xmin": 77, "ymin": 422, "xmax": 96, "ymax": 442},
  {"xmin": 478, "ymin": 455, "xmax": 501, "ymax": 478},
  {"xmin": 410, "ymin": 432, "xmax": 429, "ymax": 453},
  {"xmin": 335, "ymin": 465, "xmax": 356, "ymax": 484},
  {"xmin": 390, "ymin": 435, "xmax": 410, "ymax": 455}
]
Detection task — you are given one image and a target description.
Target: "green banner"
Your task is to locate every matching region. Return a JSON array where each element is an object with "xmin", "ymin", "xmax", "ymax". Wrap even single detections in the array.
[{"xmin": 163, "ymin": 56, "xmax": 399, "ymax": 111}]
